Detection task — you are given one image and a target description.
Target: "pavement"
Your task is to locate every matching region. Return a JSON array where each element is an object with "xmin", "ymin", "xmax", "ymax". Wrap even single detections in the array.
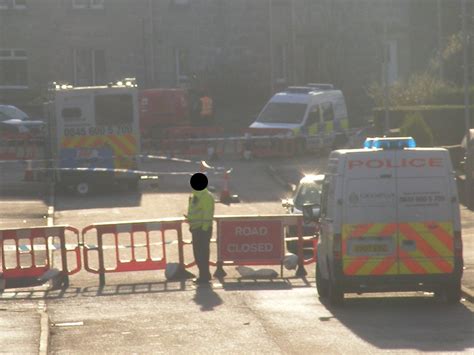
[{"xmin": 0, "ymin": 161, "xmax": 50, "ymax": 354}]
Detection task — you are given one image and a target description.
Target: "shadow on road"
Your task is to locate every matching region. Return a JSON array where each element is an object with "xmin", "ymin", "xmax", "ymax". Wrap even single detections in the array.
[
  {"xmin": 0, "ymin": 277, "xmax": 313, "ymax": 300},
  {"xmin": 193, "ymin": 285, "xmax": 223, "ymax": 311},
  {"xmin": 220, "ymin": 276, "xmax": 312, "ymax": 291},
  {"xmin": 325, "ymin": 296, "xmax": 474, "ymax": 352},
  {"xmin": 55, "ymin": 188, "xmax": 143, "ymax": 211}
]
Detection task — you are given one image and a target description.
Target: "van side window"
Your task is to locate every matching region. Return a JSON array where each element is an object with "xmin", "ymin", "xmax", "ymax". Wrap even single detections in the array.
[
  {"xmin": 95, "ymin": 94, "xmax": 133, "ymax": 125},
  {"xmin": 322, "ymin": 102, "xmax": 334, "ymax": 122},
  {"xmin": 306, "ymin": 105, "xmax": 320, "ymax": 126},
  {"xmin": 62, "ymin": 108, "xmax": 82, "ymax": 121}
]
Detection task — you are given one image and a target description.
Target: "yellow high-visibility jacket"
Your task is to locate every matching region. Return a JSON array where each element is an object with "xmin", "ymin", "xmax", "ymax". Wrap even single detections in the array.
[{"xmin": 187, "ymin": 189, "xmax": 215, "ymax": 231}]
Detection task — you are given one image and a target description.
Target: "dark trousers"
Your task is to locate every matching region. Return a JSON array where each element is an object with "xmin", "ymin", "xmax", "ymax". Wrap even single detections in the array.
[{"xmin": 191, "ymin": 228, "xmax": 212, "ymax": 280}]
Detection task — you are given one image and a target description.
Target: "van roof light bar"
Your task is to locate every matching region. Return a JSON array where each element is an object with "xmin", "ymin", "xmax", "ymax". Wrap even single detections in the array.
[{"xmin": 364, "ymin": 137, "xmax": 416, "ymax": 149}]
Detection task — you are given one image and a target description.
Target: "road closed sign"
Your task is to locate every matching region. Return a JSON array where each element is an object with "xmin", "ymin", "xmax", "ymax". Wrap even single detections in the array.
[{"xmin": 218, "ymin": 219, "xmax": 283, "ymax": 264}]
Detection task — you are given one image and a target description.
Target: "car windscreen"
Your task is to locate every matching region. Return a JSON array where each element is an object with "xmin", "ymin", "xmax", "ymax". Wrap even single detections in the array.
[
  {"xmin": 294, "ymin": 183, "xmax": 322, "ymax": 208},
  {"xmin": 256, "ymin": 102, "xmax": 307, "ymax": 124},
  {"xmin": 0, "ymin": 106, "xmax": 28, "ymax": 120}
]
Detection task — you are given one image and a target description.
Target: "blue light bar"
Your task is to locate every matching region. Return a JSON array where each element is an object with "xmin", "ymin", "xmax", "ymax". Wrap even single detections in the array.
[{"xmin": 364, "ymin": 137, "xmax": 416, "ymax": 149}]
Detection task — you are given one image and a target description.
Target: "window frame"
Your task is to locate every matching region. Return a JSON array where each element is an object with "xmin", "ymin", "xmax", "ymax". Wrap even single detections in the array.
[
  {"xmin": 72, "ymin": 0, "xmax": 104, "ymax": 10},
  {"xmin": 321, "ymin": 102, "xmax": 335, "ymax": 122},
  {"xmin": 73, "ymin": 48, "xmax": 106, "ymax": 86},
  {"xmin": 0, "ymin": 0, "xmax": 27, "ymax": 10},
  {"xmin": 13, "ymin": 0, "xmax": 26, "ymax": 9},
  {"xmin": 306, "ymin": 104, "xmax": 321, "ymax": 127},
  {"xmin": 0, "ymin": 48, "xmax": 28, "ymax": 89},
  {"xmin": 175, "ymin": 48, "xmax": 190, "ymax": 85}
]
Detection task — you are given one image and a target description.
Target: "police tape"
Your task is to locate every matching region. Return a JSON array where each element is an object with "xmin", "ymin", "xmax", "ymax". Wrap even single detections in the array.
[
  {"xmin": 0, "ymin": 153, "xmax": 222, "ymax": 168},
  {"xmin": 153, "ymin": 128, "xmax": 363, "ymax": 144}
]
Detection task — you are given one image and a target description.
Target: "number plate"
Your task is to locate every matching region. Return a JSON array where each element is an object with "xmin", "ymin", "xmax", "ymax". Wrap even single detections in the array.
[
  {"xmin": 353, "ymin": 244, "xmax": 388, "ymax": 253},
  {"xmin": 348, "ymin": 236, "xmax": 394, "ymax": 257}
]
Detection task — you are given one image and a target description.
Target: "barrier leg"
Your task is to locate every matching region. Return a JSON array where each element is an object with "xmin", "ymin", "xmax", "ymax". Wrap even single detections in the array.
[
  {"xmin": 295, "ymin": 219, "xmax": 307, "ymax": 277},
  {"xmin": 97, "ymin": 234, "xmax": 106, "ymax": 287},
  {"xmin": 56, "ymin": 231, "xmax": 70, "ymax": 289},
  {"xmin": 171, "ymin": 227, "xmax": 194, "ymax": 280},
  {"xmin": 213, "ymin": 261, "xmax": 226, "ymax": 278}
]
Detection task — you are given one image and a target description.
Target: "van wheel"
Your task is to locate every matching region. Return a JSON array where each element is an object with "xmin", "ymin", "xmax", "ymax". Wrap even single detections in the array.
[
  {"xmin": 328, "ymin": 281, "xmax": 344, "ymax": 306},
  {"xmin": 445, "ymin": 281, "xmax": 462, "ymax": 304},
  {"xmin": 76, "ymin": 182, "xmax": 90, "ymax": 196},
  {"xmin": 126, "ymin": 178, "xmax": 139, "ymax": 191},
  {"xmin": 316, "ymin": 263, "xmax": 329, "ymax": 297}
]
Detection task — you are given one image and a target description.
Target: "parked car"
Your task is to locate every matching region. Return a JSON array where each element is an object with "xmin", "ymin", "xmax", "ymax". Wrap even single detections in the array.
[
  {"xmin": 281, "ymin": 174, "xmax": 324, "ymax": 254},
  {"xmin": 0, "ymin": 105, "xmax": 46, "ymax": 136}
]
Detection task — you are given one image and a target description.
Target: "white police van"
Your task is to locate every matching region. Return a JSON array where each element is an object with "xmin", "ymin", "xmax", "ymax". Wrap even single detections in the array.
[
  {"xmin": 249, "ymin": 84, "xmax": 349, "ymax": 152},
  {"xmin": 312, "ymin": 137, "xmax": 463, "ymax": 305}
]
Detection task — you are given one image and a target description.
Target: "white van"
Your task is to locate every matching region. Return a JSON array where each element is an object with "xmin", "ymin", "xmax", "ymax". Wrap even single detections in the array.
[
  {"xmin": 314, "ymin": 137, "xmax": 463, "ymax": 305},
  {"xmin": 249, "ymin": 85, "xmax": 349, "ymax": 151},
  {"xmin": 45, "ymin": 79, "xmax": 141, "ymax": 195}
]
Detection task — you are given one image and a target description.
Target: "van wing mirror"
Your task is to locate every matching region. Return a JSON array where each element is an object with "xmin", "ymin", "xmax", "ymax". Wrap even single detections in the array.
[{"xmin": 302, "ymin": 203, "xmax": 320, "ymax": 223}]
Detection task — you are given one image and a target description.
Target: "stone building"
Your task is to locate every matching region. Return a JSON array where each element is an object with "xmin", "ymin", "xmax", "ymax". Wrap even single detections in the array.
[{"xmin": 0, "ymin": 0, "xmax": 464, "ymax": 118}]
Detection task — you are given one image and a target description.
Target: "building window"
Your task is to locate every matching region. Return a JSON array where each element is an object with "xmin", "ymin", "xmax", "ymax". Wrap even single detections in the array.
[
  {"xmin": 175, "ymin": 48, "xmax": 190, "ymax": 85},
  {"xmin": 13, "ymin": 0, "xmax": 26, "ymax": 9},
  {"xmin": 0, "ymin": 0, "xmax": 27, "ymax": 10},
  {"xmin": 170, "ymin": 0, "xmax": 190, "ymax": 8},
  {"xmin": 73, "ymin": 49, "xmax": 106, "ymax": 86},
  {"xmin": 0, "ymin": 49, "xmax": 28, "ymax": 88},
  {"xmin": 72, "ymin": 0, "xmax": 104, "ymax": 10}
]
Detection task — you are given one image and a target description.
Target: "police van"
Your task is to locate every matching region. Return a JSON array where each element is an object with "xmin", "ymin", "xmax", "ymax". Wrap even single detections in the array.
[
  {"xmin": 312, "ymin": 137, "xmax": 463, "ymax": 305},
  {"xmin": 45, "ymin": 79, "xmax": 142, "ymax": 195},
  {"xmin": 248, "ymin": 84, "xmax": 349, "ymax": 151}
]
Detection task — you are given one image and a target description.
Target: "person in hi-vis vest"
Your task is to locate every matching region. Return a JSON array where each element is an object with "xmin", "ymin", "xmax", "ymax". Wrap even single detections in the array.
[
  {"xmin": 185, "ymin": 175, "xmax": 215, "ymax": 284},
  {"xmin": 199, "ymin": 92, "xmax": 214, "ymax": 125}
]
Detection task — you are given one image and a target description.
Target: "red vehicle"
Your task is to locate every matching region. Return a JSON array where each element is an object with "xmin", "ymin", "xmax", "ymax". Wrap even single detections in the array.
[
  {"xmin": 139, "ymin": 88, "xmax": 190, "ymax": 139},
  {"xmin": 139, "ymin": 88, "xmax": 219, "ymax": 141}
]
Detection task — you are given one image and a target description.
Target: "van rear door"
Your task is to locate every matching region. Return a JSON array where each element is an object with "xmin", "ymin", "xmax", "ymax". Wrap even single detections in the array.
[
  {"xmin": 342, "ymin": 150, "xmax": 398, "ymax": 276},
  {"xmin": 396, "ymin": 150, "xmax": 455, "ymax": 275}
]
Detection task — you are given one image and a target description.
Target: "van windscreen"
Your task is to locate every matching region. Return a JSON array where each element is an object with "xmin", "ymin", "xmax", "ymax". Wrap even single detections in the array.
[{"xmin": 257, "ymin": 102, "xmax": 307, "ymax": 124}]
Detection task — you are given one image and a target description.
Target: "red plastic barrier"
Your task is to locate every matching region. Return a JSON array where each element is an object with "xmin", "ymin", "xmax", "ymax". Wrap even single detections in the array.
[
  {"xmin": 0, "ymin": 225, "xmax": 81, "ymax": 289},
  {"xmin": 211, "ymin": 214, "xmax": 308, "ymax": 278},
  {"xmin": 0, "ymin": 137, "xmax": 45, "ymax": 160},
  {"xmin": 82, "ymin": 219, "xmax": 182, "ymax": 286}
]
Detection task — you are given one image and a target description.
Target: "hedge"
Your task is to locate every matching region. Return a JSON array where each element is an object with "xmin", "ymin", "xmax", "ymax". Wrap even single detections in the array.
[{"xmin": 373, "ymin": 105, "xmax": 474, "ymax": 146}]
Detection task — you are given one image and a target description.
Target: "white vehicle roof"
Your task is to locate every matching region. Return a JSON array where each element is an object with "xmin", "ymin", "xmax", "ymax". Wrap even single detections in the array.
[
  {"xmin": 300, "ymin": 174, "xmax": 325, "ymax": 184},
  {"xmin": 270, "ymin": 89, "xmax": 343, "ymax": 105}
]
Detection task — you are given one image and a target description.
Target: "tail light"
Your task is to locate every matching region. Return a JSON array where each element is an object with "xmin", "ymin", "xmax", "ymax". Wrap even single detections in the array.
[
  {"xmin": 454, "ymin": 231, "xmax": 463, "ymax": 259},
  {"xmin": 333, "ymin": 234, "xmax": 342, "ymax": 260}
]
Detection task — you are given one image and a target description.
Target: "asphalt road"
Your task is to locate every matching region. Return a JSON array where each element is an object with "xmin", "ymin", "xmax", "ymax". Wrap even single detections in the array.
[{"xmin": 1, "ymin": 157, "xmax": 474, "ymax": 354}]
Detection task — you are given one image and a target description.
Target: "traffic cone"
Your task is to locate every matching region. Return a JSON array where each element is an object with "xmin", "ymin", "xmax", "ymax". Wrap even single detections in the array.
[{"xmin": 24, "ymin": 160, "xmax": 34, "ymax": 181}]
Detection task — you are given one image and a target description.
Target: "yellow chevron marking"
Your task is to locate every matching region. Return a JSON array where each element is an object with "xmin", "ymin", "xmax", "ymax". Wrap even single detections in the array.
[{"xmin": 408, "ymin": 222, "xmax": 453, "ymax": 257}]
